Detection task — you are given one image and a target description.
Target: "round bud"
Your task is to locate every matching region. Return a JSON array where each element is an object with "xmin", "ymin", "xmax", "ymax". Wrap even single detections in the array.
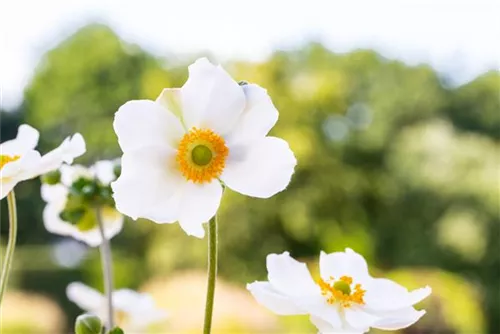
[{"xmin": 75, "ymin": 314, "xmax": 102, "ymax": 334}]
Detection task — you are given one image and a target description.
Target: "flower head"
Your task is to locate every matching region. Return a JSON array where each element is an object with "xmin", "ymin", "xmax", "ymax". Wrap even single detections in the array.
[
  {"xmin": 112, "ymin": 58, "xmax": 296, "ymax": 238},
  {"xmin": 41, "ymin": 160, "xmax": 123, "ymax": 247},
  {"xmin": 67, "ymin": 282, "xmax": 167, "ymax": 332},
  {"xmin": 0, "ymin": 124, "xmax": 85, "ymax": 199},
  {"xmin": 247, "ymin": 249, "xmax": 431, "ymax": 334}
]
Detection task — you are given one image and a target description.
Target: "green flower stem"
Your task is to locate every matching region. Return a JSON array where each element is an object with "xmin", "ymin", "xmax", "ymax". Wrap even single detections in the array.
[
  {"xmin": 0, "ymin": 190, "xmax": 18, "ymax": 306},
  {"xmin": 203, "ymin": 215, "xmax": 218, "ymax": 334},
  {"xmin": 95, "ymin": 207, "xmax": 115, "ymax": 330}
]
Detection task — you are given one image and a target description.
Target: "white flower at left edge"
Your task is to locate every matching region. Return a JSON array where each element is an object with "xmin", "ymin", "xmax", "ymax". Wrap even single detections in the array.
[
  {"xmin": 67, "ymin": 282, "xmax": 167, "ymax": 331},
  {"xmin": 247, "ymin": 249, "xmax": 431, "ymax": 334},
  {"xmin": 112, "ymin": 58, "xmax": 297, "ymax": 238},
  {"xmin": 41, "ymin": 161, "xmax": 123, "ymax": 247},
  {"xmin": 0, "ymin": 124, "xmax": 85, "ymax": 199}
]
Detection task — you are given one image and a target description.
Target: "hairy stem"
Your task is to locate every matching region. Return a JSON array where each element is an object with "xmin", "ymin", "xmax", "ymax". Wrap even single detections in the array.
[
  {"xmin": 95, "ymin": 207, "xmax": 115, "ymax": 329},
  {"xmin": 203, "ymin": 215, "xmax": 218, "ymax": 334}
]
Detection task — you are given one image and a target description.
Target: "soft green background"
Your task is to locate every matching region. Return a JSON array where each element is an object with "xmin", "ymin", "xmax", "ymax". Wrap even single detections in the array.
[{"xmin": 1, "ymin": 24, "xmax": 498, "ymax": 333}]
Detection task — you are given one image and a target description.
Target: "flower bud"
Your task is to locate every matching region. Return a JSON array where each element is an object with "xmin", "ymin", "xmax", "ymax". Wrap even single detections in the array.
[
  {"xmin": 41, "ymin": 170, "xmax": 61, "ymax": 185},
  {"xmin": 107, "ymin": 327, "xmax": 125, "ymax": 334},
  {"xmin": 75, "ymin": 314, "xmax": 102, "ymax": 334},
  {"xmin": 113, "ymin": 164, "xmax": 122, "ymax": 179}
]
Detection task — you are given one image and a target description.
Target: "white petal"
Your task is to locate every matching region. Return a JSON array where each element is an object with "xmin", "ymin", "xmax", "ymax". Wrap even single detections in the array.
[
  {"xmin": 91, "ymin": 160, "xmax": 117, "ymax": 185},
  {"xmin": 266, "ymin": 252, "xmax": 319, "ymax": 297},
  {"xmin": 41, "ymin": 184, "xmax": 68, "ymax": 203},
  {"xmin": 156, "ymin": 88, "xmax": 183, "ymax": 118},
  {"xmin": 247, "ymin": 281, "xmax": 306, "ymax": 315},
  {"xmin": 1, "ymin": 150, "xmax": 41, "ymax": 179},
  {"xmin": 112, "ymin": 147, "xmax": 184, "ymax": 222},
  {"xmin": 221, "ymin": 137, "xmax": 296, "ymax": 198},
  {"xmin": 113, "ymin": 290, "xmax": 167, "ymax": 327},
  {"xmin": 0, "ymin": 124, "xmax": 39, "ymax": 155},
  {"xmin": 181, "ymin": 58, "xmax": 245, "ymax": 135},
  {"xmin": 364, "ymin": 279, "xmax": 431, "ymax": 312},
  {"xmin": 319, "ymin": 248, "xmax": 370, "ymax": 283},
  {"xmin": 66, "ymin": 282, "xmax": 103, "ymax": 312},
  {"xmin": 344, "ymin": 306, "xmax": 380, "ymax": 330},
  {"xmin": 60, "ymin": 164, "xmax": 93, "ymax": 187},
  {"xmin": 372, "ymin": 307, "xmax": 426, "ymax": 330},
  {"xmin": 301, "ymin": 297, "xmax": 343, "ymax": 329},
  {"xmin": 310, "ymin": 315, "xmax": 364, "ymax": 334},
  {"xmin": 0, "ymin": 179, "xmax": 17, "ymax": 200},
  {"xmin": 177, "ymin": 180, "xmax": 223, "ymax": 238},
  {"xmin": 226, "ymin": 84, "xmax": 278, "ymax": 145},
  {"xmin": 32, "ymin": 133, "xmax": 86, "ymax": 177},
  {"xmin": 43, "ymin": 202, "xmax": 78, "ymax": 236},
  {"xmin": 114, "ymin": 100, "xmax": 185, "ymax": 152}
]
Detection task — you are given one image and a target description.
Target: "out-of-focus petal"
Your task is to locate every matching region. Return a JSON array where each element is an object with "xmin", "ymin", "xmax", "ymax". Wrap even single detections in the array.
[{"xmin": 66, "ymin": 282, "xmax": 103, "ymax": 312}]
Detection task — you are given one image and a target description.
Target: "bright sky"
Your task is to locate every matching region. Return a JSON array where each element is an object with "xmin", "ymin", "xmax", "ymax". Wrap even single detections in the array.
[{"xmin": 1, "ymin": 0, "xmax": 499, "ymax": 110}]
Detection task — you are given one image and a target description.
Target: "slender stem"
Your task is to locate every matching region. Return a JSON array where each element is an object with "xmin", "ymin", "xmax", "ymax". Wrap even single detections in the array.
[
  {"xmin": 95, "ymin": 207, "xmax": 115, "ymax": 330},
  {"xmin": 203, "ymin": 215, "xmax": 218, "ymax": 334},
  {"xmin": 0, "ymin": 191, "xmax": 18, "ymax": 306}
]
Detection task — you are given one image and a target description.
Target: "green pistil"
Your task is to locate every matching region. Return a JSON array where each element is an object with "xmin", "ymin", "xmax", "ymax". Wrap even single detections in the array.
[
  {"xmin": 333, "ymin": 280, "xmax": 352, "ymax": 295},
  {"xmin": 192, "ymin": 145, "xmax": 213, "ymax": 166}
]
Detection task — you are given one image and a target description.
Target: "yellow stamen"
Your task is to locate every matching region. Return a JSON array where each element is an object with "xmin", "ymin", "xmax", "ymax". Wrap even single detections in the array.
[
  {"xmin": 0, "ymin": 155, "xmax": 20, "ymax": 169},
  {"xmin": 176, "ymin": 128, "xmax": 229, "ymax": 183},
  {"xmin": 317, "ymin": 275, "xmax": 366, "ymax": 308}
]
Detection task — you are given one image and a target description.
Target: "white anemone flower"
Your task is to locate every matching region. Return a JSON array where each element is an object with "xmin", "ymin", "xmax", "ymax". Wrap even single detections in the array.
[
  {"xmin": 67, "ymin": 282, "xmax": 167, "ymax": 331},
  {"xmin": 247, "ymin": 249, "xmax": 431, "ymax": 334},
  {"xmin": 0, "ymin": 124, "xmax": 85, "ymax": 199},
  {"xmin": 112, "ymin": 58, "xmax": 296, "ymax": 238},
  {"xmin": 41, "ymin": 161, "xmax": 123, "ymax": 247}
]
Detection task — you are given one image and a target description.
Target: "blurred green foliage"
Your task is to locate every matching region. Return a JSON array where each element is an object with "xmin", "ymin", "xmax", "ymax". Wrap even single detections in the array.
[{"xmin": 1, "ymin": 24, "xmax": 499, "ymax": 333}]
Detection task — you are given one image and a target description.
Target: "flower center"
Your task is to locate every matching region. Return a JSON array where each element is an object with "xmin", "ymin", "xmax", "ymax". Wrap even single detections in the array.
[
  {"xmin": 176, "ymin": 127, "xmax": 229, "ymax": 183},
  {"xmin": 318, "ymin": 275, "xmax": 366, "ymax": 308},
  {"xmin": 0, "ymin": 155, "xmax": 20, "ymax": 169}
]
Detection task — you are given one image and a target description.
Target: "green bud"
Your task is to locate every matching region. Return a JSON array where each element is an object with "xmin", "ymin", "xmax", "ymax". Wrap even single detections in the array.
[
  {"xmin": 41, "ymin": 170, "xmax": 61, "ymax": 185},
  {"xmin": 113, "ymin": 164, "xmax": 122, "ymax": 179},
  {"xmin": 75, "ymin": 314, "xmax": 102, "ymax": 334},
  {"xmin": 238, "ymin": 80, "xmax": 248, "ymax": 86},
  {"xmin": 59, "ymin": 207, "xmax": 86, "ymax": 225},
  {"xmin": 108, "ymin": 327, "xmax": 125, "ymax": 334}
]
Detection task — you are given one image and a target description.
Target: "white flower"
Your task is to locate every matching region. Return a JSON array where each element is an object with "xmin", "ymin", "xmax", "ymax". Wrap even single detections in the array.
[
  {"xmin": 67, "ymin": 282, "xmax": 167, "ymax": 331},
  {"xmin": 0, "ymin": 124, "xmax": 85, "ymax": 199},
  {"xmin": 112, "ymin": 58, "xmax": 296, "ymax": 238},
  {"xmin": 247, "ymin": 249, "xmax": 431, "ymax": 334},
  {"xmin": 41, "ymin": 161, "xmax": 123, "ymax": 247}
]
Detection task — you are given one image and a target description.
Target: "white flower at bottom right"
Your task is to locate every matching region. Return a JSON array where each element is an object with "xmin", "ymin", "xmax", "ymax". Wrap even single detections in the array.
[{"xmin": 247, "ymin": 248, "xmax": 431, "ymax": 334}]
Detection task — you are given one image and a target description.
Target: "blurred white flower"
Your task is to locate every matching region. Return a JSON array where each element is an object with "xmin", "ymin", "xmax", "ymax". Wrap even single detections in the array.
[
  {"xmin": 247, "ymin": 249, "xmax": 431, "ymax": 334},
  {"xmin": 67, "ymin": 282, "xmax": 167, "ymax": 331},
  {"xmin": 41, "ymin": 161, "xmax": 123, "ymax": 247},
  {"xmin": 112, "ymin": 58, "xmax": 296, "ymax": 238},
  {"xmin": 0, "ymin": 124, "xmax": 85, "ymax": 199}
]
